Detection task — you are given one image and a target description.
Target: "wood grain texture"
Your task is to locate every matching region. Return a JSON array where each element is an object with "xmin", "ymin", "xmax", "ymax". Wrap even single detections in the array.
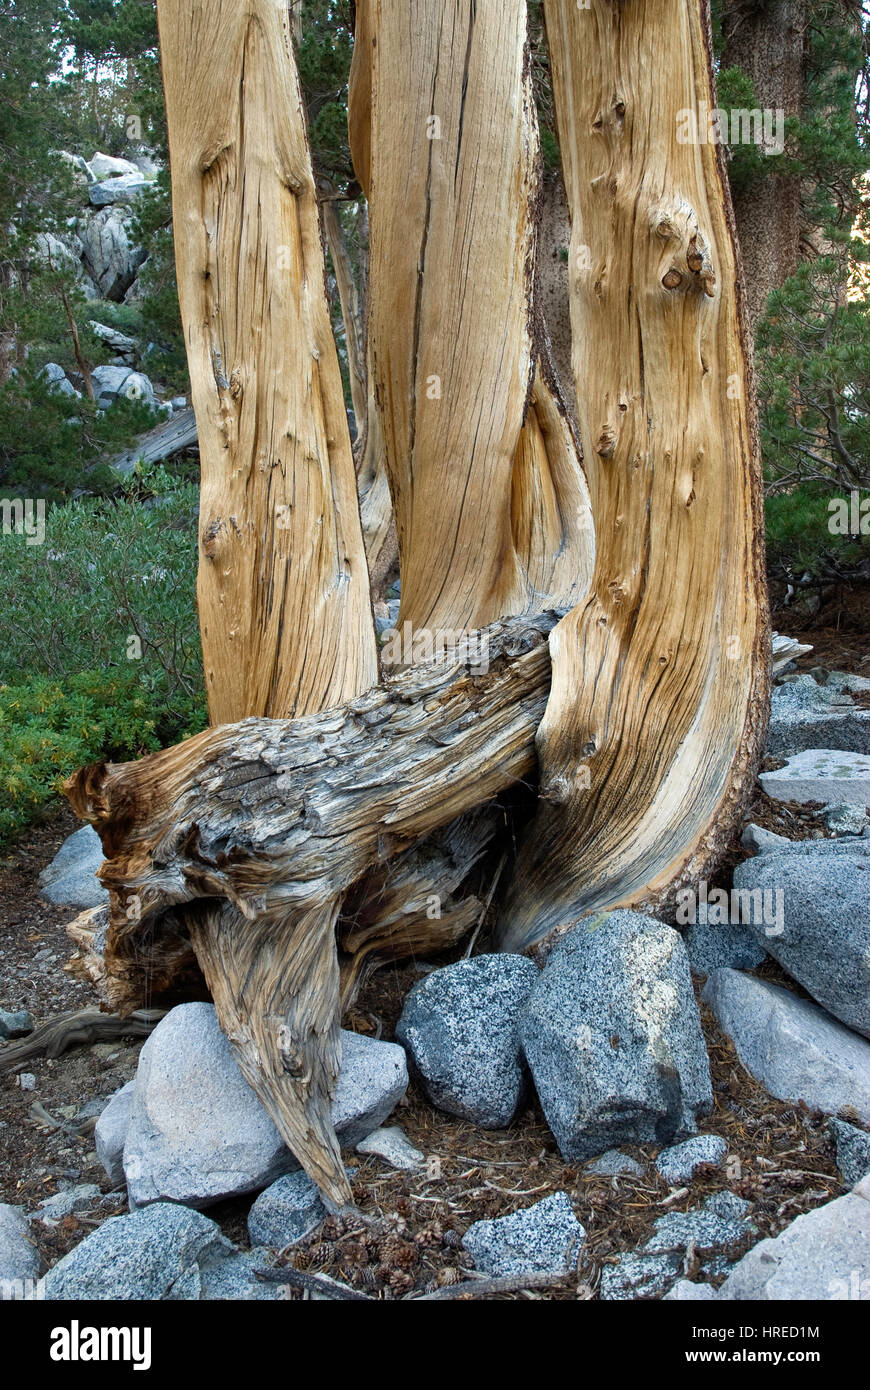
[
  {"xmin": 498, "ymin": 0, "xmax": 770, "ymax": 951},
  {"xmin": 66, "ymin": 614, "xmax": 557, "ymax": 1200},
  {"xmin": 354, "ymin": 0, "xmax": 594, "ymax": 635},
  {"xmin": 158, "ymin": 0, "xmax": 377, "ymax": 726}
]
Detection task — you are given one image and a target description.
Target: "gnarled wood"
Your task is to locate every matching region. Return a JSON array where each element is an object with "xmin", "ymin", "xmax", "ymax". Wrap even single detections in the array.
[
  {"xmin": 498, "ymin": 0, "xmax": 770, "ymax": 952},
  {"xmin": 66, "ymin": 614, "xmax": 557, "ymax": 1201},
  {"xmin": 157, "ymin": 0, "xmax": 381, "ymax": 1209}
]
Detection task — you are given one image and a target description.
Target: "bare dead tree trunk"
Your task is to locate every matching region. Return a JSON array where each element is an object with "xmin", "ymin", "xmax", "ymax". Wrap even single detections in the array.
[
  {"xmin": 159, "ymin": 0, "xmax": 376, "ymax": 726},
  {"xmin": 352, "ymin": 0, "xmax": 594, "ymax": 636},
  {"xmin": 498, "ymin": 0, "xmax": 770, "ymax": 952},
  {"xmin": 157, "ymin": 0, "xmax": 379, "ymax": 1209}
]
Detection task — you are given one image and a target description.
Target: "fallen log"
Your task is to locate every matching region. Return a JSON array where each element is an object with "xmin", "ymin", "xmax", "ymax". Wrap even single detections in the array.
[
  {"xmin": 65, "ymin": 613, "xmax": 556, "ymax": 1207},
  {"xmin": 109, "ymin": 407, "xmax": 198, "ymax": 477},
  {"xmin": 0, "ymin": 1007, "xmax": 165, "ymax": 1073}
]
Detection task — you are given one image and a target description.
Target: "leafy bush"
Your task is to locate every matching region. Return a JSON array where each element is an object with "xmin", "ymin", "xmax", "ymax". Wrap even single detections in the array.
[{"xmin": 0, "ymin": 669, "xmax": 163, "ymax": 843}]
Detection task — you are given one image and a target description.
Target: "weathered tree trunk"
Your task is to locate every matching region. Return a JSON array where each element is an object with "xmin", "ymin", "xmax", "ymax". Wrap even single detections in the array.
[
  {"xmin": 498, "ymin": 0, "xmax": 770, "ymax": 952},
  {"xmin": 159, "ymin": 0, "xmax": 377, "ymax": 726},
  {"xmin": 721, "ymin": 0, "xmax": 806, "ymax": 333},
  {"xmin": 343, "ymin": 0, "xmax": 595, "ymax": 986},
  {"xmin": 352, "ymin": 0, "xmax": 594, "ymax": 635},
  {"xmin": 67, "ymin": 615, "xmax": 556, "ymax": 1196},
  {"xmin": 157, "ymin": 0, "xmax": 378, "ymax": 1208}
]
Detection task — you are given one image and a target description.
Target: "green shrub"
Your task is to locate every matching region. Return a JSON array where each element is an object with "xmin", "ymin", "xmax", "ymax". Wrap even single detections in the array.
[{"xmin": 0, "ymin": 669, "xmax": 164, "ymax": 843}]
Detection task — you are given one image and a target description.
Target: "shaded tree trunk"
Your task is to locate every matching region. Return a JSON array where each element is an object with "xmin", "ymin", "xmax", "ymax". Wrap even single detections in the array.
[
  {"xmin": 721, "ymin": 0, "xmax": 807, "ymax": 332},
  {"xmin": 498, "ymin": 0, "xmax": 770, "ymax": 951}
]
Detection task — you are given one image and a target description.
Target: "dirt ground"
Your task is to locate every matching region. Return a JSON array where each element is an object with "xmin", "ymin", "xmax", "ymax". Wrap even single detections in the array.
[{"xmin": 0, "ymin": 589, "xmax": 867, "ymax": 1299}]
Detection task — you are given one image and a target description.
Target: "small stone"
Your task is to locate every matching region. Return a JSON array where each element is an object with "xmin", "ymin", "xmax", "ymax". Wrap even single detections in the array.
[
  {"xmin": 34, "ymin": 1185, "xmax": 104, "ymax": 1224},
  {"xmin": 601, "ymin": 1191, "xmax": 752, "ymax": 1300},
  {"xmin": 17, "ymin": 1073, "xmax": 35, "ymax": 1091},
  {"xmin": 247, "ymin": 1171, "xmax": 326, "ymax": 1249},
  {"xmin": 828, "ymin": 1119, "xmax": 870, "ymax": 1186},
  {"xmin": 655, "ymin": 1134, "xmax": 728, "ymax": 1184},
  {"xmin": 0, "ymin": 1009, "xmax": 33, "ymax": 1040},
  {"xmin": 462, "ymin": 1192, "xmax": 585, "ymax": 1278},
  {"xmin": 396, "ymin": 953, "xmax": 538, "ymax": 1128},
  {"xmin": 585, "ymin": 1149, "xmax": 645, "ymax": 1178},
  {"xmin": 740, "ymin": 823, "xmax": 791, "ymax": 853},
  {"xmin": 355, "ymin": 1125, "xmax": 424, "ymax": 1171},
  {"xmin": 823, "ymin": 802, "xmax": 869, "ymax": 836}
]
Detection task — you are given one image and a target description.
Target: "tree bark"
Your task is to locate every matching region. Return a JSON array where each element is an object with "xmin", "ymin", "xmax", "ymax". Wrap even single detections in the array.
[
  {"xmin": 498, "ymin": 0, "xmax": 770, "ymax": 953},
  {"xmin": 721, "ymin": 0, "xmax": 806, "ymax": 333},
  {"xmin": 320, "ymin": 190, "xmax": 368, "ymax": 432},
  {"xmin": 352, "ymin": 0, "xmax": 595, "ymax": 636},
  {"xmin": 157, "ymin": 0, "xmax": 379, "ymax": 1209},
  {"xmin": 158, "ymin": 0, "xmax": 377, "ymax": 726}
]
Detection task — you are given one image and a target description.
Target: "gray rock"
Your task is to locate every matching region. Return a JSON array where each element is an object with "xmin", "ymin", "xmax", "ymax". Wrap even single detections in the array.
[
  {"xmin": 601, "ymin": 1191, "xmax": 753, "ymax": 1299},
  {"xmin": 39, "ymin": 824, "xmax": 103, "ymax": 886},
  {"xmin": 89, "ymin": 172, "xmax": 150, "ymax": 207},
  {"xmin": 767, "ymin": 676, "xmax": 870, "ymax": 757},
  {"xmin": 123, "ymin": 1003, "xmax": 408, "ymax": 1207},
  {"xmin": 170, "ymin": 395, "xmax": 188, "ymax": 411},
  {"xmin": 88, "ymin": 151, "xmax": 142, "ymax": 180},
  {"xmin": 247, "ymin": 1171, "xmax": 326, "ymax": 1249},
  {"xmin": 703, "ymin": 969, "xmax": 870, "ymax": 1123},
  {"xmin": 80, "ymin": 206, "xmax": 146, "ymax": 300},
  {"xmin": 0, "ymin": 1204, "xmax": 39, "ymax": 1286},
  {"xmin": 828, "ymin": 1119, "xmax": 870, "ymax": 1186},
  {"xmin": 740, "ymin": 822, "xmax": 791, "ymax": 853},
  {"xmin": 91, "ymin": 365, "xmax": 155, "ymax": 409},
  {"xmin": 462, "ymin": 1192, "xmax": 585, "ymax": 1277},
  {"xmin": 43, "ymin": 1202, "xmax": 237, "ymax": 1300},
  {"xmin": 88, "ymin": 319, "xmax": 137, "ymax": 354},
  {"xmin": 0, "ymin": 1009, "xmax": 33, "ymax": 1040},
  {"xmin": 760, "ymin": 749, "xmax": 870, "ymax": 807},
  {"xmin": 585, "ymin": 1149, "xmax": 645, "ymax": 1178},
  {"xmin": 39, "ymin": 362, "xmax": 79, "ymax": 398},
  {"xmin": 356, "ymin": 1125, "xmax": 424, "ymax": 1171},
  {"xmin": 824, "ymin": 802, "xmax": 869, "ymax": 835},
  {"xmin": 664, "ymin": 1279, "xmax": 719, "ymax": 1300},
  {"xmin": 520, "ymin": 911, "xmax": 712, "ymax": 1161},
  {"xmin": 717, "ymin": 1178, "xmax": 870, "ymax": 1300},
  {"xmin": 733, "ymin": 848, "xmax": 870, "ymax": 1037},
  {"xmin": 656, "ymin": 1134, "xmax": 728, "ymax": 1184},
  {"xmin": 682, "ymin": 920, "xmax": 767, "ymax": 977},
  {"xmin": 18, "ymin": 1073, "xmax": 35, "ymax": 1091},
  {"xmin": 34, "ymin": 1184, "xmax": 104, "ymax": 1224},
  {"xmin": 39, "ymin": 824, "xmax": 107, "ymax": 908},
  {"xmin": 396, "ymin": 954, "xmax": 538, "ymax": 1128},
  {"xmin": 95, "ymin": 1080, "xmax": 135, "ymax": 1188}
]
